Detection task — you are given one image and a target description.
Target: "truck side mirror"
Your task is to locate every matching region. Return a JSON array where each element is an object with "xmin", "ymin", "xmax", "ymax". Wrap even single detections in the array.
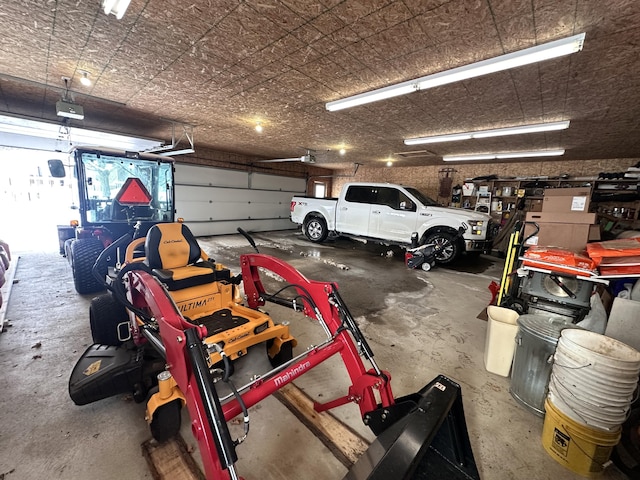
[{"xmin": 48, "ymin": 159, "xmax": 66, "ymax": 178}]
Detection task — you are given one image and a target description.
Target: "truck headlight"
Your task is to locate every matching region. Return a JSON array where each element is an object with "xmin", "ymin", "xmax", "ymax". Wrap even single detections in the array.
[{"xmin": 468, "ymin": 220, "xmax": 484, "ymax": 235}]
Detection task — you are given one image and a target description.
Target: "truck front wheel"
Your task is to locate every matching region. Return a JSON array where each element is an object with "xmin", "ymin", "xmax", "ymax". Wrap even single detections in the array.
[
  {"xmin": 424, "ymin": 232, "xmax": 459, "ymax": 265},
  {"xmin": 304, "ymin": 217, "xmax": 328, "ymax": 243}
]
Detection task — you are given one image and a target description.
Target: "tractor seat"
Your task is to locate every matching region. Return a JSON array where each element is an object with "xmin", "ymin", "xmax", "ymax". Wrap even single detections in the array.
[{"xmin": 144, "ymin": 223, "xmax": 217, "ymax": 291}]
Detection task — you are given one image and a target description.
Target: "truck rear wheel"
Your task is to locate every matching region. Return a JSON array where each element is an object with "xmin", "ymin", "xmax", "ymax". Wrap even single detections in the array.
[
  {"xmin": 71, "ymin": 238, "xmax": 105, "ymax": 294},
  {"xmin": 304, "ymin": 217, "xmax": 328, "ymax": 243},
  {"xmin": 424, "ymin": 232, "xmax": 459, "ymax": 265}
]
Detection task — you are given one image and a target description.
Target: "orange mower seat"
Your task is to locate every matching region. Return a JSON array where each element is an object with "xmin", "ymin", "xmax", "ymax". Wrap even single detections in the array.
[{"xmin": 144, "ymin": 223, "xmax": 218, "ymax": 291}]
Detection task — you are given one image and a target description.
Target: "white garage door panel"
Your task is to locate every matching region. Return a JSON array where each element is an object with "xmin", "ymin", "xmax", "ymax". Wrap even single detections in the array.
[
  {"xmin": 176, "ymin": 185, "xmax": 250, "ymax": 202},
  {"xmin": 252, "ymin": 173, "xmax": 306, "ymax": 192},
  {"xmin": 185, "ymin": 219, "xmax": 296, "ymax": 237},
  {"xmin": 176, "ymin": 185, "xmax": 295, "ymax": 203},
  {"xmin": 177, "ymin": 200, "xmax": 289, "ymax": 222},
  {"xmin": 174, "ymin": 165, "xmax": 305, "ymax": 236},
  {"xmin": 175, "ymin": 164, "xmax": 247, "ymax": 187}
]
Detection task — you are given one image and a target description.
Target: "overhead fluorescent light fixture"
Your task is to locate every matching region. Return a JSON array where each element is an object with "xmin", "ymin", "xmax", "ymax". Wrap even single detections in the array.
[
  {"xmin": 326, "ymin": 33, "xmax": 585, "ymax": 112},
  {"xmin": 405, "ymin": 121, "xmax": 570, "ymax": 145},
  {"xmin": 102, "ymin": 0, "xmax": 131, "ymax": 19},
  {"xmin": 443, "ymin": 149, "xmax": 565, "ymax": 162},
  {"xmin": 159, "ymin": 149, "xmax": 195, "ymax": 156},
  {"xmin": 56, "ymin": 100, "xmax": 85, "ymax": 120}
]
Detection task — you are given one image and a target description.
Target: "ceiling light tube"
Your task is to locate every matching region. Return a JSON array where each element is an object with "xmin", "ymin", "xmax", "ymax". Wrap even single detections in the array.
[
  {"xmin": 443, "ymin": 149, "xmax": 565, "ymax": 161},
  {"xmin": 473, "ymin": 121, "xmax": 570, "ymax": 139},
  {"xmin": 405, "ymin": 121, "xmax": 570, "ymax": 145},
  {"xmin": 444, "ymin": 154, "xmax": 497, "ymax": 162},
  {"xmin": 159, "ymin": 149, "xmax": 196, "ymax": 156},
  {"xmin": 327, "ymin": 33, "xmax": 585, "ymax": 112},
  {"xmin": 404, "ymin": 133, "xmax": 473, "ymax": 145},
  {"xmin": 496, "ymin": 149, "xmax": 565, "ymax": 159},
  {"xmin": 102, "ymin": 0, "xmax": 131, "ymax": 19}
]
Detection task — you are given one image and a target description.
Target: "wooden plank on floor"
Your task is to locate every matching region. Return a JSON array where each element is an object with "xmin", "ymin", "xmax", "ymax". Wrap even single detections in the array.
[
  {"xmin": 141, "ymin": 433, "xmax": 205, "ymax": 480},
  {"xmin": 273, "ymin": 382, "xmax": 370, "ymax": 468}
]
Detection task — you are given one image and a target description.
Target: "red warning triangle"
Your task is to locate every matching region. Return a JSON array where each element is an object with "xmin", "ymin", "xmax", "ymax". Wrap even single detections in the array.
[{"xmin": 115, "ymin": 177, "xmax": 152, "ymax": 205}]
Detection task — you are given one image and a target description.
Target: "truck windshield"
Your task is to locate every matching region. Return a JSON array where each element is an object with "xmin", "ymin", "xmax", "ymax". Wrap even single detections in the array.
[
  {"xmin": 405, "ymin": 187, "xmax": 439, "ymax": 206},
  {"xmin": 79, "ymin": 152, "xmax": 174, "ymax": 223}
]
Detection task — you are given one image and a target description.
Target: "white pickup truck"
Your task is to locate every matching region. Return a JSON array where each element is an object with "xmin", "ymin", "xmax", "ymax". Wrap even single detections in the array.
[{"xmin": 290, "ymin": 182, "xmax": 494, "ymax": 264}]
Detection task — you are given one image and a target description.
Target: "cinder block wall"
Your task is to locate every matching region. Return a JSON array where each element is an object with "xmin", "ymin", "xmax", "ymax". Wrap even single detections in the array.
[{"xmin": 331, "ymin": 158, "xmax": 639, "ymax": 201}]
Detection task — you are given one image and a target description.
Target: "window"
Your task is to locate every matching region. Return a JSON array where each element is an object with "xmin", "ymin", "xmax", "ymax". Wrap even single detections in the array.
[
  {"xmin": 313, "ymin": 181, "xmax": 326, "ymax": 198},
  {"xmin": 345, "ymin": 186, "xmax": 376, "ymax": 203}
]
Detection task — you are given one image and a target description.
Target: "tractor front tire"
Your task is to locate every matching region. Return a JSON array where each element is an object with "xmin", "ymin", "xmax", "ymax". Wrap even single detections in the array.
[
  {"xmin": 90, "ymin": 293, "xmax": 128, "ymax": 346},
  {"xmin": 71, "ymin": 238, "xmax": 105, "ymax": 294}
]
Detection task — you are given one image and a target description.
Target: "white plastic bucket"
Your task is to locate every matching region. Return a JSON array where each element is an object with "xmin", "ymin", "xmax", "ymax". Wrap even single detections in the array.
[
  {"xmin": 560, "ymin": 329, "xmax": 640, "ymax": 368},
  {"xmin": 484, "ymin": 306, "xmax": 519, "ymax": 377},
  {"xmin": 549, "ymin": 329, "xmax": 640, "ymax": 431}
]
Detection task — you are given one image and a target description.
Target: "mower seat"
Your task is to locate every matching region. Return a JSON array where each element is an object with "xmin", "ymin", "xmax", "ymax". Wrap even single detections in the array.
[{"xmin": 144, "ymin": 223, "xmax": 217, "ymax": 291}]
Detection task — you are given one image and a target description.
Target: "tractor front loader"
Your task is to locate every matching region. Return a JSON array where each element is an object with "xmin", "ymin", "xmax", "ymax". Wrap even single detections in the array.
[{"xmin": 69, "ymin": 222, "xmax": 481, "ymax": 479}]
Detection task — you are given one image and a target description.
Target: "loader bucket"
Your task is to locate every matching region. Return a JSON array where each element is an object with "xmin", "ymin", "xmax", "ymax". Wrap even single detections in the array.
[{"xmin": 345, "ymin": 375, "xmax": 480, "ymax": 480}]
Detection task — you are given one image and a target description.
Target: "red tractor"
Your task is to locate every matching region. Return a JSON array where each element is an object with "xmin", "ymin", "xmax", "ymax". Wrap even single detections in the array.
[
  {"xmin": 69, "ymin": 222, "xmax": 482, "ymax": 480},
  {"xmin": 49, "ymin": 147, "xmax": 175, "ymax": 294}
]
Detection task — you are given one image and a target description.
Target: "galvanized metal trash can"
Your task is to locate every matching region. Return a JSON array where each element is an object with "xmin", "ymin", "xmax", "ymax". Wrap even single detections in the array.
[{"xmin": 509, "ymin": 314, "xmax": 579, "ymax": 417}]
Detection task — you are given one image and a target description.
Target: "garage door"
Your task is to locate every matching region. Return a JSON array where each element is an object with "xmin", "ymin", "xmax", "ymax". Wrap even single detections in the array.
[{"xmin": 174, "ymin": 164, "xmax": 306, "ymax": 236}]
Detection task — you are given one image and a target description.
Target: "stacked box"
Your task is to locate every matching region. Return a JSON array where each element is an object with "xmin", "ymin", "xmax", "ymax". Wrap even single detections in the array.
[{"xmin": 524, "ymin": 188, "xmax": 599, "ymax": 252}]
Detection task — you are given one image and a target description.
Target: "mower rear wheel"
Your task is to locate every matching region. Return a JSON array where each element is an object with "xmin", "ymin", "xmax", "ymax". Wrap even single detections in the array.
[
  {"xmin": 150, "ymin": 398, "xmax": 182, "ymax": 443},
  {"xmin": 90, "ymin": 293, "xmax": 128, "ymax": 346},
  {"xmin": 71, "ymin": 238, "xmax": 105, "ymax": 294}
]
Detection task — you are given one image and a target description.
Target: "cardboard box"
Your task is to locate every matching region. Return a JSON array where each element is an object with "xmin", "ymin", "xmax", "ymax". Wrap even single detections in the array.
[
  {"xmin": 523, "ymin": 222, "xmax": 594, "ymax": 252},
  {"xmin": 542, "ymin": 187, "xmax": 591, "ymax": 213},
  {"xmin": 525, "ymin": 198, "xmax": 543, "ymax": 212},
  {"xmin": 526, "ymin": 211, "xmax": 596, "ymax": 225},
  {"xmin": 524, "ymin": 212, "xmax": 598, "ymax": 251}
]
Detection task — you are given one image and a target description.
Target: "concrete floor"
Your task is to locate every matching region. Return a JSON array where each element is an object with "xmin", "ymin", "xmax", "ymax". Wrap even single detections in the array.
[{"xmin": 0, "ymin": 229, "xmax": 629, "ymax": 480}]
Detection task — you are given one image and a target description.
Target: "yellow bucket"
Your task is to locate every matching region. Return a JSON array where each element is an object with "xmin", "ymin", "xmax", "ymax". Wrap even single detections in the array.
[{"xmin": 542, "ymin": 398, "xmax": 621, "ymax": 477}]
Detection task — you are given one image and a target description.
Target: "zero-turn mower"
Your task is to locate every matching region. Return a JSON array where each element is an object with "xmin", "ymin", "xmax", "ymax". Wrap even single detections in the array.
[{"xmin": 69, "ymin": 222, "xmax": 481, "ymax": 479}]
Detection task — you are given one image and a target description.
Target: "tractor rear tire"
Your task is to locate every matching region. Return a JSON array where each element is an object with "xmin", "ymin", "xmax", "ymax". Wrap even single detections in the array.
[
  {"xmin": 71, "ymin": 238, "xmax": 105, "ymax": 294},
  {"xmin": 150, "ymin": 397, "xmax": 182, "ymax": 443},
  {"xmin": 90, "ymin": 293, "xmax": 128, "ymax": 346}
]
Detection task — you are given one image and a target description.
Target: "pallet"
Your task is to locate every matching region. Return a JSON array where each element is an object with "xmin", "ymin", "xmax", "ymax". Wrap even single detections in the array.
[
  {"xmin": 141, "ymin": 433, "xmax": 205, "ymax": 480},
  {"xmin": 141, "ymin": 382, "xmax": 370, "ymax": 477}
]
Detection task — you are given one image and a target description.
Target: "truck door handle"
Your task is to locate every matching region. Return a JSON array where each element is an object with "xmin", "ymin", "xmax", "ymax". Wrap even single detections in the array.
[
  {"xmin": 372, "ymin": 210, "xmax": 380, "ymax": 214},
  {"xmin": 340, "ymin": 207, "xmax": 348, "ymax": 211}
]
